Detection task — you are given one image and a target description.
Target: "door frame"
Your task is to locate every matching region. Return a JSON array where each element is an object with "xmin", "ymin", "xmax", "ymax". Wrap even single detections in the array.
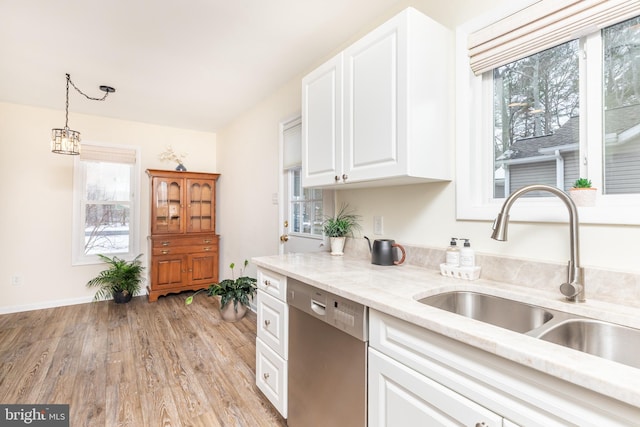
[{"xmin": 278, "ymin": 115, "xmax": 333, "ymax": 255}]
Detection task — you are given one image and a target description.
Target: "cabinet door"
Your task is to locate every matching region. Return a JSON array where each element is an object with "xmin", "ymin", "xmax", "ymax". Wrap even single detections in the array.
[
  {"xmin": 152, "ymin": 177, "xmax": 184, "ymax": 234},
  {"xmin": 368, "ymin": 348, "xmax": 503, "ymax": 427},
  {"xmin": 302, "ymin": 53, "xmax": 343, "ymax": 187},
  {"xmin": 186, "ymin": 178, "xmax": 215, "ymax": 233},
  {"xmin": 256, "ymin": 291, "xmax": 288, "ymax": 359},
  {"xmin": 152, "ymin": 254, "xmax": 186, "ymax": 288},
  {"xmin": 188, "ymin": 251, "xmax": 218, "ymax": 285},
  {"xmin": 343, "ymin": 13, "xmax": 406, "ymax": 183},
  {"xmin": 256, "ymin": 338, "xmax": 288, "ymax": 418}
]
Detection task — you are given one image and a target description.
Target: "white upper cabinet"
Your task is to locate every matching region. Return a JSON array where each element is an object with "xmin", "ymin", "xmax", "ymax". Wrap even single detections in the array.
[
  {"xmin": 302, "ymin": 8, "xmax": 453, "ymax": 188},
  {"xmin": 302, "ymin": 54, "xmax": 343, "ymax": 187}
]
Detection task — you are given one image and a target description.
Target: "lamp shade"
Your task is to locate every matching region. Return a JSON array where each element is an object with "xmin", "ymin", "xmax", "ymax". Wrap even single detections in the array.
[{"xmin": 51, "ymin": 126, "xmax": 81, "ymax": 155}]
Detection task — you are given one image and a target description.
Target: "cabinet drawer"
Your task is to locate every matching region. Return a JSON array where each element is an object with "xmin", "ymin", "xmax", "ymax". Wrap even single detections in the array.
[
  {"xmin": 257, "ymin": 291, "xmax": 288, "ymax": 359},
  {"xmin": 151, "ymin": 235, "xmax": 218, "ymax": 248},
  {"xmin": 256, "ymin": 338, "xmax": 287, "ymax": 418},
  {"xmin": 152, "ymin": 244, "xmax": 217, "ymax": 256},
  {"xmin": 257, "ymin": 268, "xmax": 287, "ymax": 300}
]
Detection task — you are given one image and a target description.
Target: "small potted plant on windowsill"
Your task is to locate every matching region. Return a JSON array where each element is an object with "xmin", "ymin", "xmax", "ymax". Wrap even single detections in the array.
[
  {"xmin": 322, "ymin": 204, "xmax": 361, "ymax": 256},
  {"xmin": 185, "ymin": 260, "xmax": 257, "ymax": 322},
  {"xmin": 86, "ymin": 254, "xmax": 144, "ymax": 303},
  {"xmin": 569, "ymin": 178, "xmax": 597, "ymax": 207}
]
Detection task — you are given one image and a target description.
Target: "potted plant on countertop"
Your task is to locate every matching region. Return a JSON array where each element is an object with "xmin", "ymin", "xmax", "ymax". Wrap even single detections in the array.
[
  {"xmin": 86, "ymin": 254, "xmax": 144, "ymax": 303},
  {"xmin": 569, "ymin": 178, "xmax": 596, "ymax": 207},
  {"xmin": 322, "ymin": 204, "xmax": 361, "ymax": 256},
  {"xmin": 185, "ymin": 260, "xmax": 257, "ymax": 322}
]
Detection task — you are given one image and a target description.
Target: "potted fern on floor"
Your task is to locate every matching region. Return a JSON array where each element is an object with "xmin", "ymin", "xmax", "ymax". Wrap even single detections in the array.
[
  {"xmin": 185, "ymin": 260, "xmax": 257, "ymax": 322},
  {"xmin": 86, "ymin": 254, "xmax": 144, "ymax": 303}
]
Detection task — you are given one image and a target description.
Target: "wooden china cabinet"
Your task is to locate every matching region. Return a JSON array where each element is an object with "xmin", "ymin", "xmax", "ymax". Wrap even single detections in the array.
[{"xmin": 146, "ymin": 169, "xmax": 220, "ymax": 302}]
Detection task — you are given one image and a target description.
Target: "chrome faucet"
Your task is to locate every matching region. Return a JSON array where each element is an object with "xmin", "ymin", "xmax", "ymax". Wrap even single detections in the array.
[{"xmin": 491, "ymin": 184, "xmax": 585, "ymax": 303}]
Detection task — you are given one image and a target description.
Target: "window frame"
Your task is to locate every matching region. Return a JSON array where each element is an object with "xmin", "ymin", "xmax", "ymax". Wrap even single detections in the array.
[
  {"xmin": 72, "ymin": 142, "xmax": 141, "ymax": 265},
  {"xmin": 456, "ymin": 5, "xmax": 640, "ymax": 225},
  {"xmin": 288, "ymin": 166, "xmax": 324, "ymax": 239}
]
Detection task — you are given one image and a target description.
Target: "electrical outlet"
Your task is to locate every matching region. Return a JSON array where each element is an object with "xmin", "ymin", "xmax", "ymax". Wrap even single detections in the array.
[
  {"xmin": 373, "ymin": 216, "xmax": 384, "ymax": 235},
  {"xmin": 11, "ymin": 275, "xmax": 22, "ymax": 286}
]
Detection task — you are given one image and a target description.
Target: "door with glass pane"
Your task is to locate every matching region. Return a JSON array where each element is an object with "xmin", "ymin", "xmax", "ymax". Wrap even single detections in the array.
[
  {"xmin": 280, "ymin": 117, "xmax": 334, "ymax": 254},
  {"xmin": 282, "ymin": 167, "xmax": 333, "ymax": 253}
]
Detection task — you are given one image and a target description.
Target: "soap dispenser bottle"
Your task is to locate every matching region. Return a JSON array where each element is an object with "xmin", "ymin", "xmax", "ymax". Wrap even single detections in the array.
[
  {"xmin": 460, "ymin": 239, "xmax": 475, "ymax": 267},
  {"xmin": 445, "ymin": 238, "xmax": 460, "ymax": 266}
]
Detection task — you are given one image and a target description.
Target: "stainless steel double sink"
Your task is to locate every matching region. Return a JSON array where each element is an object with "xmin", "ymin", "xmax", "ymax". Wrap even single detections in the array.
[{"xmin": 418, "ymin": 291, "xmax": 640, "ymax": 370}]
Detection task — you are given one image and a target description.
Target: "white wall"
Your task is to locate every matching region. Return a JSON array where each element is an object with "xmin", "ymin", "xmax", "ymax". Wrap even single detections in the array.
[
  {"xmin": 0, "ymin": 102, "xmax": 217, "ymax": 312},
  {"xmin": 216, "ymin": 0, "xmax": 640, "ymax": 282},
  {"xmin": 216, "ymin": 79, "xmax": 301, "ymax": 278}
]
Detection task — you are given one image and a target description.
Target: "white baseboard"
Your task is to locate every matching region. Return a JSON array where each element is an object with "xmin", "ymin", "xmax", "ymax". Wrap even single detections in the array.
[{"xmin": 0, "ymin": 295, "xmax": 95, "ymax": 315}]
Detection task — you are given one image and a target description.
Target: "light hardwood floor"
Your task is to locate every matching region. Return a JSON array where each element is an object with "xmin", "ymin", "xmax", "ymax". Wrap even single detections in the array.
[{"xmin": 0, "ymin": 294, "xmax": 287, "ymax": 427}]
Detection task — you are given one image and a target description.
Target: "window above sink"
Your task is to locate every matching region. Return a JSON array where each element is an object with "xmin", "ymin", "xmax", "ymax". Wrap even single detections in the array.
[{"xmin": 456, "ymin": 2, "xmax": 640, "ymax": 225}]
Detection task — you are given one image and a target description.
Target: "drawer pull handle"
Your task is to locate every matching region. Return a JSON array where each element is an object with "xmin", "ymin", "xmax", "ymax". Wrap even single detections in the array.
[
  {"xmin": 203, "ymin": 239, "xmax": 212, "ymax": 243},
  {"xmin": 264, "ymin": 280, "xmax": 271, "ymax": 287},
  {"xmin": 203, "ymin": 247, "xmax": 211, "ymax": 251},
  {"xmin": 161, "ymin": 241, "xmax": 170, "ymax": 246},
  {"xmin": 161, "ymin": 250, "xmax": 169, "ymax": 255},
  {"xmin": 263, "ymin": 373, "xmax": 270, "ymax": 380},
  {"xmin": 264, "ymin": 320, "xmax": 271, "ymax": 327}
]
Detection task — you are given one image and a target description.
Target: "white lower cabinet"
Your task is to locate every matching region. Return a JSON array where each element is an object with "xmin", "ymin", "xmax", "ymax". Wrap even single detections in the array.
[
  {"xmin": 368, "ymin": 309, "xmax": 640, "ymax": 426},
  {"xmin": 369, "ymin": 348, "xmax": 504, "ymax": 426},
  {"xmin": 256, "ymin": 338, "xmax": 287, "ymax": 416},
  {"xmin": 256, "ymin": 291, "xmax": 288, "ymax": 358},
  {"xmin": 255, "ymin": 268, "xmax": 288, "ymax": 418}
]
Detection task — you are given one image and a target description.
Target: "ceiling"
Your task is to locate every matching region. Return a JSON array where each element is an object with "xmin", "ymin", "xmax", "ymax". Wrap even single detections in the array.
[{"xmin": 0, "ymin": 0, "xmax": 405, "ymax": 133}]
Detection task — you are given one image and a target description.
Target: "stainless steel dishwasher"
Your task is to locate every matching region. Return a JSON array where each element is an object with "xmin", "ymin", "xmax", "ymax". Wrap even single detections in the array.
[{"xmin": 287, "ymin": 278, "xmax": 368, "ymax": 427}]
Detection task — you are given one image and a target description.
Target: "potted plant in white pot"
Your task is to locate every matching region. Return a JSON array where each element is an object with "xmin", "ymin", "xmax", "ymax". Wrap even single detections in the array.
[
  {"xmin": 185, "ymin": 260, "xmax": 257, "ymax": 322},
  {"xmin": 322, "ymin": 205, "xmax": 361, "ymax": 255},
  {"xmin": 86, "ymin": 254, "xmax": 144, "ymax": 303},
  {"xmin": 569, "ymin": 178, "xmax": 597, "ymax": 207}
]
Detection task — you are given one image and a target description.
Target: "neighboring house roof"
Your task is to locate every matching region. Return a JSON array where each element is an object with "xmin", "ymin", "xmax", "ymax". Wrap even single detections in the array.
[
  {"xmin": 497, "ymin": 104, "xmax": 640, "ymax": 161},
  {"xmin": 605, "ymin": 103, "xmax": 640, "ymax": 145},
  {"xmin": 497, "ymin": 116, "xmax": 579, "ymax": 161}
]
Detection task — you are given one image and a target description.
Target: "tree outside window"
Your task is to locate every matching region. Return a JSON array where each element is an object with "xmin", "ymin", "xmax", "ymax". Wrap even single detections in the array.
[{"xmin": 492, "ymin": 15, "xmax": 640, "ymax": 199}]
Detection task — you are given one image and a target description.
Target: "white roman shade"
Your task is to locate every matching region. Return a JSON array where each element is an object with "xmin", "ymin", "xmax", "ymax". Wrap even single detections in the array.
[
  {"xmin": 79, "ymin": 144, "xmax": 137, "ymax": 164},
  {"xmin": 283, "ymin": 118, "xmax": 302, "ymax": 170},
  {"xmin": 468, "ymin": 0, "xmax": 640, "ymax": 75}
]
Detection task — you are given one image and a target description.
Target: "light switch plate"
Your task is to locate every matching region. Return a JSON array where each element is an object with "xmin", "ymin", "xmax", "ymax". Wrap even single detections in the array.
[{"xmin": 373, "ymin": 216, "xmax": 383, "ymax": 235}]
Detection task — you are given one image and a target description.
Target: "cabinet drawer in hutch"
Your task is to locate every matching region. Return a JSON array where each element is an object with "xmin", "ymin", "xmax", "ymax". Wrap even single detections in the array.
[
  {"xmin": 151, "ymin": 235, "xmax": 218, "ymax": 248},
  {"xmin": 152, "ymin": 244, "xmax": 217, "ymax": 256}
]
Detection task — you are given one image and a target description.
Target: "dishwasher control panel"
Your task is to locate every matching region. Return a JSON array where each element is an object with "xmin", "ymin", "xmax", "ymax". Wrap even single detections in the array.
[{"xmin": 287, "ymin": 278, "xmax": 368, "ymax": 341}]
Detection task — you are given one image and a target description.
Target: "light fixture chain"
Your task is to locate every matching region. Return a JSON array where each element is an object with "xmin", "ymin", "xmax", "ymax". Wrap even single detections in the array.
[
  {"xmin": 67, "ymin": 74, "xmax": 110, "ymax": 101},
  {"xmin": 65, "ymin": 74, "xmax": 70, "ymax": 128}
]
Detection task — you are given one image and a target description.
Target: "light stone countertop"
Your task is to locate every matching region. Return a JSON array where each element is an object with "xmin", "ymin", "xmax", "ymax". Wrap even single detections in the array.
[{"xmin": 253, "ymin": 252, "xmax": 640, "ymax": 409}]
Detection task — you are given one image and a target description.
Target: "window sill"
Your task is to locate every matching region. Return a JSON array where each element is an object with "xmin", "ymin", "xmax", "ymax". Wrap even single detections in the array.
[{"xmin": 457, "ymin": 192, "xmax": 640, "ymax": 225}]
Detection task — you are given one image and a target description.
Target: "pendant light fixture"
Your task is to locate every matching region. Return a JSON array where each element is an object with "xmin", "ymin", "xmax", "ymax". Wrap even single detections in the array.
[{"xmin": 50, "ymin": 73, "xmax": 115, "ymax": 155}]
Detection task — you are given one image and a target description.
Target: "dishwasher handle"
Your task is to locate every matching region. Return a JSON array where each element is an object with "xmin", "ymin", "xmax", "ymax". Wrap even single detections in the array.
[{"xmin": 311, "ymin": 299, "xmax": 326, "ymax": 316}]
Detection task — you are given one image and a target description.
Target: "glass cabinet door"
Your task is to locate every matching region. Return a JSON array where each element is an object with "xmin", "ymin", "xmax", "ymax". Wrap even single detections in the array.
[
  {"xmin": 153, "ymin": 177, "xmax": 184, "ymax": 234},
  {"xmin": 187, "ymin": 179, "xmax": 215, "ymax": 233}
]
